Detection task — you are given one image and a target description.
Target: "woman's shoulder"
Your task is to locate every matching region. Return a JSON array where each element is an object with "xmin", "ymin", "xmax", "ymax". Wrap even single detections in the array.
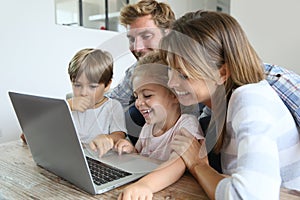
[
  {"xmin": 232, "ymin": 80, "xmax": 269, "ymax": 95},
  {"xmin": 230, "ymin": 80, "xmax": 276, "ymax": 105}
]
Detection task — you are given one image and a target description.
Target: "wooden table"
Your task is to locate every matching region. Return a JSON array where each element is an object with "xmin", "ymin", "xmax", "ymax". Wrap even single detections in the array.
[{"xmin": 0, "ymin": 140, "xmax": 299, "ymax": 200}]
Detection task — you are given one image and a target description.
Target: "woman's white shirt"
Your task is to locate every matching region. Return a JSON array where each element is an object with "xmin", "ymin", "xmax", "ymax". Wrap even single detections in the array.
[{"xmin": 216, "ymin": 80, "xmax": 300, "ymax": 200}]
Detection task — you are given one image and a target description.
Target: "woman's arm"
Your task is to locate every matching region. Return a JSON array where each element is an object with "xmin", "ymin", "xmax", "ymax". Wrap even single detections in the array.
[
  {"xmin": 171, "ymin": 129, "xmax": 226, "ymax": 200},
  {"xmin": 118, "ymin": 157, "xmax": 186, "ymax": 200},
  {"xmin": 189, "ymin": 162, "xmax": 225, "ymax": 200}
]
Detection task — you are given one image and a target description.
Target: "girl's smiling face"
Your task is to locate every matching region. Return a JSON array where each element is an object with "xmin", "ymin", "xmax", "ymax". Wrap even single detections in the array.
[{"xmin": 133, "ymin": 82, "xmax": 178, "ymax": 125}]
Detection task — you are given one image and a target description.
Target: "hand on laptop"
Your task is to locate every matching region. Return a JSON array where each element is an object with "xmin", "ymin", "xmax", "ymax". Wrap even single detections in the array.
[
  {"xmin": 114, "ymin": 139, "xmax": 137, "ymax": 155},
  {"xmin": 89, "ymin": 135, "xmax": 114, "ymax": 157},
  {"xmin": 67, "ymin": 96, "xmax": 93, "ymax": 112}
]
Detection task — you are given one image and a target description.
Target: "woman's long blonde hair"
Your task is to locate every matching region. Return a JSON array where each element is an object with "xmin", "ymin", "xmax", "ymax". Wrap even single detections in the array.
[{"xmin": 160, "ymin": 10, "xmax": 264, "ymax": 152}]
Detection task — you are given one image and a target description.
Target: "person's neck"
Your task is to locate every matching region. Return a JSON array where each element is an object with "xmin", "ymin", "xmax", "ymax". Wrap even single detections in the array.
[
  {"xmin": 203, "ymin": 99, "xmax": 212, "ymax": 108},
  {"xmin": 94, "ymin": 97, "xmax": 107, "ymax": 108},
  {"xmin": 153, "ymin": 111, "xmax": 181, "ymax": 137}
]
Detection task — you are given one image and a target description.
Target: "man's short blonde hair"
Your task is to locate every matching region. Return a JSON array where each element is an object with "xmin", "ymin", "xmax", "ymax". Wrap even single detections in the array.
[{"xmin": 120, "ymin": 0, "xmax": 175, "ymax": 29}]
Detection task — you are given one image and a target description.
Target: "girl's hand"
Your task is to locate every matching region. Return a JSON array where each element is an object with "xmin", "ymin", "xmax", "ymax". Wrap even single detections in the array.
[
  {"xmin": 89, "ymin": 135, "xmax": 114, "ymax": 157},
  {"xmin": 114, "ymin": 139, "xmax": 135, "ymax": 155},
  {"xmin": 171, "ymin": 128, "xmax": 208, "ymax": 170},
  {"xmin": 118, "ymin": 182, "xmax": 153, "ymax": 200}
]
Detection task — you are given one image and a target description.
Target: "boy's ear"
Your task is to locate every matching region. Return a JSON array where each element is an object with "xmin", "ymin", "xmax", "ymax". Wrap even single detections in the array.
[
  {"xmin": 218, "ymin": 64, "xmax": 230, "ymax": 85},
  {"xmin": 104, "ymin": 80, "xmax": 112, "ymax": 92}
]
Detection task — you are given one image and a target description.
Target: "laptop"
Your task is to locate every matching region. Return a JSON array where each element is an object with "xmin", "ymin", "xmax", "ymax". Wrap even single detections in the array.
[{"xmin": 8, "ymin": 91, "xmax": 161, "ymax": 195}]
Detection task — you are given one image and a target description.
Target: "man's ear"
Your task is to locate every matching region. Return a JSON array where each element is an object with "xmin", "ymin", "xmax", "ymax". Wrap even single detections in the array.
[
  {"xmin": 218, "ymin": 64, "xmax": 230, "ymax": 85},
  {"xmin": 104, "ymin": 80, "xmax": 112, "ymax": 92},
  {"xmin": 164, "ymin": 29, "xmax": 171, "ymax": 35}
]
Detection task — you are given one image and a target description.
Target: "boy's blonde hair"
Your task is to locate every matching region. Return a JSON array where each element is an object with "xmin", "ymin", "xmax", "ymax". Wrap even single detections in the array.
[{"xmin": 68, "ymin": 48, "xmax": 113, "ymax": 87}]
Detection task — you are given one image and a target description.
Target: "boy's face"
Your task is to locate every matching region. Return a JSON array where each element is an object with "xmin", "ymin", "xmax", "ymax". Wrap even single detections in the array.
[
  {"xmin": 72, "ymin": 73, "xmax": 107, "ymax": 106},
  {"xmin": 133, "ymin": 83, "xmax": 178, "ymax": 124},
  {"xmin": 127, "ymin": 15, "xmax": 165, "ymax": 59}
]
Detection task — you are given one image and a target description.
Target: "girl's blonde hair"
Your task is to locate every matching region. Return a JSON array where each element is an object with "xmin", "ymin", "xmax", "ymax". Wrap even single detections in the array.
[
  {"xmin": 160, "ymin": 10, "xmax": 264, "ymax": 152},
  {"xmin": 132, "ymin": 51, "xmax": 170, "ymax": 92},
  {"xmin": 68, "ymin": 48, "xmax": 113, "ymax": 87}
]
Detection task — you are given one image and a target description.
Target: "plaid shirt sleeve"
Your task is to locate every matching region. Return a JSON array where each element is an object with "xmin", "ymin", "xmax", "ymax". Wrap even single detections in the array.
[
  {"xmin": 106, "ymin": 62, "xmax": 137, "ymax": 109},
  {"xmin": 264, "ymin": 63, "xmax": 300, "ymax": 127}
]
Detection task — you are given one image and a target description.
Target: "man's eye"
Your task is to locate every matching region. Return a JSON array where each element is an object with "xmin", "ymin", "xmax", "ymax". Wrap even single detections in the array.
[
  {"xmin": 141, "ymin": 34, "xmax": 153, "ymax": 40},
  {"xmin": 128, "ymin": 36, "xmax": 135, "ymax": 44}
]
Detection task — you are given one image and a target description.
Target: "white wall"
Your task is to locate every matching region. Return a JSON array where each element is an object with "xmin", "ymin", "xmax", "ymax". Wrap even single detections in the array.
[
  {"xmin": 1, "ymin": 0, "xmax": 299, "ymax": 144},
  {"xmin": 231, "ymin": 0, "xmax": 300, "ymax": 73},
  {"xmin": 0, "ymin": 0, "xmax": 135, "ymax": 143}
]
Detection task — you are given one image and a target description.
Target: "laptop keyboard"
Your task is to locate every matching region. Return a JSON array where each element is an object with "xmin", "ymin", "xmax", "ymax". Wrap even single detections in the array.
[{"xmin": 86, "ymin": 157, "xmax": 132, "ymax": 186}]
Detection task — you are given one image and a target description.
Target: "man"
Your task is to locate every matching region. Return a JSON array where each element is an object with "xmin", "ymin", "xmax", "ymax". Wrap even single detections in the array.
[{"xmin": 106, "ymin": 0, "xmax": 175, "ymax": 108}]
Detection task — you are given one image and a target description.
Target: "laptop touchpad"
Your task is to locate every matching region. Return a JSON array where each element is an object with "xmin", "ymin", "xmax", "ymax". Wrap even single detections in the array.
[{"xmin": 84, "ymin": 148, "xmax": 161, "ymax": 173}]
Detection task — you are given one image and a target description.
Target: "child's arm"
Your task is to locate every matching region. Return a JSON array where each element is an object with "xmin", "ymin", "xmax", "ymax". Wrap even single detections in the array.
[
  {"xmin": 118, "ymin": 156, "xmax": 186, "ymax": 200},
  {"xmin": 114, "ymin": 138, "xmax": 137, "ymax": 155},
  {"xmin": 89, "ymin": 131, "xmax": 126, "ymax": 157}
]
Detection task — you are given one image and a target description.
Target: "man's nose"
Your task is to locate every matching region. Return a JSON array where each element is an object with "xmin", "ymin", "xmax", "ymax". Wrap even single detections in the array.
[{"xmin": 133, "ymin": 37, "xmax": 146, "ymax": 52}]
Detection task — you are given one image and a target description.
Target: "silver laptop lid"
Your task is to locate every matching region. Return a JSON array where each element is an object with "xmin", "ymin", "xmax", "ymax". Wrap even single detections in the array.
[
  {"xmin": 9, "ymin": 91, "xmax": 163, "ymax": 195},
  {"xmin": 9, "ymin": 91, "xmax": 96, "ymax": 194}
]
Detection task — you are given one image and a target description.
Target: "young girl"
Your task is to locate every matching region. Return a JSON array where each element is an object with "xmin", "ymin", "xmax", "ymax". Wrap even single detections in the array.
[
  {"xmin": 116, "ymin": 52, "xmax": 204, "ymax": 198},
  {"xmin": 68, "ymin": 48, "xmax": 127, "ymax": 157}
]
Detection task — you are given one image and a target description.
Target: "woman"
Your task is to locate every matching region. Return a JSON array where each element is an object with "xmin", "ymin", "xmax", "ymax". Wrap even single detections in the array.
[{"xmin": 162, "ymin": 10, "xmax": 300, "ymax": 199}]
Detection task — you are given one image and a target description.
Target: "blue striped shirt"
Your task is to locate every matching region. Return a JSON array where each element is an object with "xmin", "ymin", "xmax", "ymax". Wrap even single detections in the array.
[
  {"xmin": 106, "ymin": 62, "xmax": 137, "ymax": 109},
  {"xmin": 265, "ymin": 63, "xmax": 300, "ymax": 128}
]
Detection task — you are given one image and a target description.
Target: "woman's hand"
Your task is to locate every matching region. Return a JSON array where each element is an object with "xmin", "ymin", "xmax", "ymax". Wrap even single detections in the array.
[
  {"xmin": 89, "ymin": 135, "xmax": 114, "ymax": 157},
  {"xmin": 114, "ymin": 139, "xmax": 136, "ymax": 155},
  {"xmin": 118, "ymin": 182, "xmax": 153, "ymax": 200},
  {"xmin": 171, "ymin": 128, "xmax": 208, "ymax": 170}
]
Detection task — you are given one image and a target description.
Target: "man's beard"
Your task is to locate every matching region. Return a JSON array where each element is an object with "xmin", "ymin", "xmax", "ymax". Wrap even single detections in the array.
[{"xmin": 132, "ymin": 50, "xmax": 152, "ymax": 60}]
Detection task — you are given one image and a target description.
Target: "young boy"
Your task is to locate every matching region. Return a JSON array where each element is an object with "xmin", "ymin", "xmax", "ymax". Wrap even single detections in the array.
[{"xmin": 67, "ymin": 48, "xmax": 127, "ymax": 157}]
